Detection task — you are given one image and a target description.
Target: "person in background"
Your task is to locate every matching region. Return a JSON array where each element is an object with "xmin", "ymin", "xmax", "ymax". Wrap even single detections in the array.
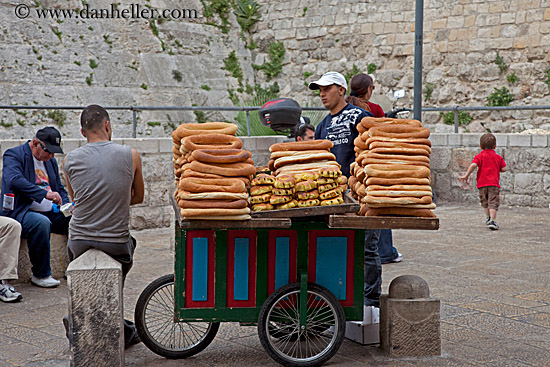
[
  {"xmin": 458, "ymin": 133, "xmax": 507, "ymax": 230},
  {"xmin": 346, "ymin": 73, "xmax": 403, "ymax": 264},
  {"xmin": 294, "ymin": 118, "xmax": 315, "ymax": 141},
  {"xmin": 63, "ymin": 104, "xmax": 144, "ymax": 349},
  {"xmin": 1, "ymin": 126, "xmax": 70, "ymax": 288},
  {"xmin": 0, "ymin": 217, "xmax": 23, "ymax": 302},
  {"xmin": 309, "ymin": 71, "xmax": 382, "ymax": 307}
]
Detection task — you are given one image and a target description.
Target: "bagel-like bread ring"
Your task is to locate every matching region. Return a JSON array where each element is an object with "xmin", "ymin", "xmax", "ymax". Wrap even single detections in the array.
[
  {"xmin": 274, "ymin": 175, "xmax": 296, "ymax": 189},
  {"xmin": 178, "ymin": 199, "xmax": 247, "ymax": 209},
  {"xmin": 270, "ymin": 139, "xmax": 333, "ymax": 152},
  {"xmin": 295, "ymin": 180, "xmax": 317, "ymax": 192},
  {"xmin": 183, "ymin": 134, "xmax": 243, "ymax": 151},
  {"xmin": 320, "ymin": 196, "xmax": 344, "ymax": 206},
  {"xmin": 360, "ymin": 117, "xmax": 423, "ymax": 129},
  {"xmin": 362, "ymin": 158, "xmax": 430, "ymax": 168},
  {"xmin": 364, "ymin": 195, "xmax": 432, "ymax": 205},
  {"xmin": 297, "ymin": 199, "xmax": 320, "ymax": 207},
  {"xmin": 181, "ymin": 207, "xmax": 250, "ymax": 217},
  {"xmin": 365, "ymin": 207, "xmax": 436, "ymax": 217},
  {"xmin": 182, "ymin": 214, "xmax": 251, "ymax": 221},
  {"xmin": 357, "ymin": 123, "xmax": 367, "ymax": 134},
  {"xmin": 270, "ymin": 150, "xmax": 331, "ymax": 159},
  {"xmin": 365, "ymin": 136, "xmax": 432, "ymax": 148},
  {"xmin": 178, "ymin": 191, "xmax": 248, "ymax": 200},
  {"xmin": 319, "ymin": 188, "xmax": 341, "ymax": 200},
  {"xmin": 272, "ymin": 187, "xmax": 295, "ymax": 196},
  {"xmin": 277, "ymin": 200, "xmax": 298, "ymax": 210},
  {"xmin": 366, "ymin": 152, "xmax": 430, "ymax": 164},
  {"xmin": 354, "ymin": 136, "xmax": 369, "ymax": 150},
  {"xmin": 348, "ymin": 176, "xmax": 358, "ymax": 190},
  {"xmin": 358, "ymin": 204, "xmax": 368, "ymax": 216},
  {"xmin": 318, "ymin": 181, "xmax": 338, "ymax": 194},
  {"xmin": 252, "ymin": 203, "xmax": 274, "ymax": 211},
  {"xmin": 250, "ymin": 185, "xmax": 273, "ymax": 196},
  {"xmin": 368, "ymin": 126, "xmax": 430, "ymax": 139},
  {"xmin": 273, "ymin": 152, "xmax": 336, "ymax": 169},
  {"xmin": 367, "ymin": 185, "xmax": 432, "ymax": 192},
  {"xmin": 365, "ymin": 164, "xmax": 431, "ymax": 179},
  {"xmin": 369, "ymin": 140, "xmax": 431, "ymax": 153},
  {"xmin": 356, "ymin": 169, "xmax": 366, "ymax": 183},
  {"xmin": 175, "ymin": 122, "xmax": 238, "ymax": 138},
  {"xmin": 179, "ymin": 177, "xmax": 245, "ymax": 193},
  {"xmin": 365, "ymin": 202, "xmax": 436, "ymax": 209},
  {"xmin": 250, "ymin": 193, "xmax": 271, "ymax": 204},
  {"xmin": 367, "ymin": 190, "xmax": 433, "ymax": 198},
  {"xmin": 270, "ymin": 194, "xmax": 293, "ymax": 205},
  {"xmin": 189, "ymin": 161, "xmax": 256, "ymax": 177},
  {"xmin": 191, "ymin": 149, "xmax": 251, "ymax": 164},
  {"xmin": 251, "ymin": 174, "xmax": 275, "ymax": 186},
  {"xmin": 268, "ymin": 159, "xmax": 276, "ymax": 172},
  {"xmin": 356, "ymin": 184, "xmax": 367, "ymax": 197},
  {"xmin": 366, "ymin": 177, "xmax": 431, "ymax": 186},
  {"xmin": 181, "ymin": 169, "xmax": 250, "ymax": 185},
  {"xmin": 296, "ymin": 189, "xmax": 319, "ymax": 200},
  {"xmin": 370, "ymin": 147, "xmax": 430, "ymax": 157}
]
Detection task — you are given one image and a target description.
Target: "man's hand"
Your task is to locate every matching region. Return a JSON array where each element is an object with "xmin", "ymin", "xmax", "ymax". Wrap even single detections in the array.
[{"xmin": 46, "ymin": 191, "xmax": 62, "ymax": 205}]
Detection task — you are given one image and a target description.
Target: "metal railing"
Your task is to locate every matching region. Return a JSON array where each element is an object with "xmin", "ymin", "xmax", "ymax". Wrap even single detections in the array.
[{"xmin": 1, "ymin": 104, "xmax": 549, "ymax": 136}]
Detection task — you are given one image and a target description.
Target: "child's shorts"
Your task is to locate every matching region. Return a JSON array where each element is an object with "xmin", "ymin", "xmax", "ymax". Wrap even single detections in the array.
[{"xmin": 478, "ymin": 186, "xmax": 500, "ymax": 210}]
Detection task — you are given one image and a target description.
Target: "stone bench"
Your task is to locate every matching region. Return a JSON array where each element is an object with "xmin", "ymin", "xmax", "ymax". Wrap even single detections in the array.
[{"xmin": 16, "ymin": 233, "xmax": 68, "ymax": 282}]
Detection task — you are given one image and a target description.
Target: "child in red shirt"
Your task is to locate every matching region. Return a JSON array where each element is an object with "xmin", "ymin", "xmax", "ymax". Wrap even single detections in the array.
[{"xmin": 459, "ymin": 133, "xmax": 507, "ymax": 230}]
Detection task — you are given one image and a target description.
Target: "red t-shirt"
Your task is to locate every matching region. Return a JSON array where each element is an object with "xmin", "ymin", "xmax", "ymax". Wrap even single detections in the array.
[
  {"xmin": 472, "ymin": 149, "xmax": 506, "ymax": 188},
  {"xmin": 368, "ymin": 102, "xmax": 385, "ymax": 118}
]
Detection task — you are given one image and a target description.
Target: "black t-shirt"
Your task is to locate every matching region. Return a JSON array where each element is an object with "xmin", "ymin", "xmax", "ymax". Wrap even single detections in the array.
[{"xmin": 314, "ymin": 103, "xmax": 371, "ymax": 177}]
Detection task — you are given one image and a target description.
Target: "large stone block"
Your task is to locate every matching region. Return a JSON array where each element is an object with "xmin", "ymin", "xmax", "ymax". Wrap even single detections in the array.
[
  {"xmin": 17, "ymin": 234, "xmax": 68, "ymax": 283},
  {"xmin": 380, "ymin": 275, "xmax": 441, "ymax": 357},
  {"xmin": 67, "ymin": 249, "xmax": 124, "ymax": 367},
  {"xmin": 514, "ymin": 173, "xmax": 542, "ymax": 194},
  {"xmin": 430, "ymin": 147, "xmax": 452, "ymax": 170}
]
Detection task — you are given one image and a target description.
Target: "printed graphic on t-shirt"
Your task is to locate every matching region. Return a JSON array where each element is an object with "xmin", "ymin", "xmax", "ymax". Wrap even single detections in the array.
[
  {"xmin": 30, "ymin": 158, "xmax": 53, "ymax": 212},
  {"xmin": 35, "ymin": 168, "xmax": 51, "ymax": 192},
  {"xmin": 326, "ymin": 108, "xmax": 363, "ymax": 146}
]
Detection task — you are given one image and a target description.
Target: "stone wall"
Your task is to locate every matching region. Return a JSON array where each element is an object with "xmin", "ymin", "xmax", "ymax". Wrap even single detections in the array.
[
  {"xmin": 1, "ymin": 0, "xmax": 549, "ymax": 139},
  {"xmin": 1, "ymin": 134, "xmax": 546, "ymax": 230}
]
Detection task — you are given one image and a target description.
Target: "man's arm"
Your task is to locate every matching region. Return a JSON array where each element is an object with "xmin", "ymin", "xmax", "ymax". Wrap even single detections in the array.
[
  {"xmin": 62, "ymin": 156, "xmax": 75, "ymax": 202},
  {"xmin": 130, "ymin": 148, "xmax": 144, "ymax": 205},
  {"xmin": 49, "ymin": 158, "xmax": 70, "ymax": 204}
]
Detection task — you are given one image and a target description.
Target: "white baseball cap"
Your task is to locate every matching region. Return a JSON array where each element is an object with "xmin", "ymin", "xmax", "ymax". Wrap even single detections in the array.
[{"xmin": 308, "ymin": 71, "xmax": 347, "ymax": 91}]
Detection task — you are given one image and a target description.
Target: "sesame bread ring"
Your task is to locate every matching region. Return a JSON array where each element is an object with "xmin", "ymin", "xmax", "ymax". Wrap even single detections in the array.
[
  {"xmin": 295, "ymin": 180, "xmax": 317, "ymax": 192},
  {"xmin": 270, "ymin": 194, "xmax": 293, "ymax": 205},
  {"xmin": 364, "ymin": 195, "xmax": 432, "ymax": 205},
  {"xmin": 181, "ymin": 207, "xmax": 250, "ymax": 217},
  {"xmin": 366, "ymin": 152, "xmax": 430, "ymax": 164},
  {"xmin": 361, "ymin": 158, "xmax": 430, "ymax": 168},
  {"xmin": 270, "ymin": 150, "xmax": 330, "ymax": 159},
  {"xmin": 368, "ymin": 125, "xmax": 430, "ymax": 139},
  {"xmin": 274, "ymin": 175, "xmax": 296, "ymax": 189},
  {"xmin": 252, "ymin": 203, "xmax": 274, "ymax": 211},
  {"xmin": 251, "ymin": 174, "xmax": 276, "ymax": 186},
  {"xmin": 175, "ymin": 122, "xmax": 238, "ymax": 138},
  {"xmin": 296, "ymin": 189, "xmax": 319, "ymax": 200},
  {"xmin": 183, "ymin": 134, "xmax": 243, "ymax": 151},
  {"xmin": 364, "ymin": 136, "xmax": 432, "ymax": 148},
  {"xmin": 370, "ymin": 147, "xmax": 430, "ymax": 157},
  {"xmin": 181, "ymin": 169, "xmax": 250, "ymax": 186},
  {"xmin": 269, "ymin": 139, "xmax": 333, "ymax": 152},
  {"xmin": 277, "ymin": 200, "xmax": 298, "ymax": 210},
  {"xmin": 365, "ymin": 164, "xmax": 431, "ymax": 179},
  {"xmin": 272, "ymin": 187, "xmax": 295, "ymax": 196},
  {"xmin": 360, "ymin": 117, "xmax": 423, "ymax": 129},
  {"xmin": 273, "ymin": 152, "xmax": 336, "ymax": 170},
  {"xmin": 369, "ymin": 140, "xmax": 431, "ymax": 154},
  {"xmin": 250, "ymin": 185, "xmax": 273, "ymax": 196},
  {"xmin": 192, "ymin": 149, "xmax": 251, "ymax": 164},
  {"xmin": 366, "ymin": 177, "xmax": 431, "ymax": 186},
  {"xmin": 189, "ymin": 161, "xmax": 256, "ymax": 177},
  {"xmin": 365, "ymin": 207, "xmax": 436, "ymax": 217},
  {"xmin": 364, "ymin": 202, "xmax": 436, "ymax": 209},
  {"xmin": 178, "ymin": 199, "xmax": 248, "ymax": 209},
  {"xmin": 297, "ymin": 199, "xmax": 320, "ymax": 208},
  {"xmin": 179, "ymin": 177, "xmax": 245, "ymax": 193},
  {"xmin": 177, "ymin": 191, "xmax": 249, "ymax": 200},
  {"xmin": 182, "ymin": 214, "xmax": 252, "ymax": 221},
  {"xmin": 320, "ymin": 196, "xmax": 344, "ymax": 206},
  {"xmin": 250, "ymin": 193, "xmax": 271, "ymax": 204},
  {"xmin": 367, "ymin": 190, "xmax": 433, "ymax": 198},
  {"xmin": 354, "ymin": 136, "xmax": 368, "ymax": 150},
  {"xmin": 319, "ymin": 188, "xmax": 341, "ymax": 200}
]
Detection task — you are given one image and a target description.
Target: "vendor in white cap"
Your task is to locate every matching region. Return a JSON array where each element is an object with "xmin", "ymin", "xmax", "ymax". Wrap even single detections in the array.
[
  {"xmin": 308, "ymin": 71, "xmax": 381, "ymax": 308},
  {"xmin": 309, "ymin": 71, "xmax": 373, "ymax": 178}
]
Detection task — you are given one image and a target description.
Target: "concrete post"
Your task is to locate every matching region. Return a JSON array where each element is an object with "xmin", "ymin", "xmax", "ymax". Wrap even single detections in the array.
[
  {"xmin": 67, "ymin": 249, "xmax": 124, "ymax": 367},
  {"xmin": 380, "ymin": 275, "xmax": 441, "ymax": 357}
]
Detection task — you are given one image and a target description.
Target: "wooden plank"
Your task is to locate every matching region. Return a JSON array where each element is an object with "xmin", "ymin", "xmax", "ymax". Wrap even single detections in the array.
[
  {"xmin": 328, "ymin": 214, "xmax": 439, "ymax": 230},
  {"xmin": 179, "ymin": 218, "xmax": 292, "ymax": 229}
]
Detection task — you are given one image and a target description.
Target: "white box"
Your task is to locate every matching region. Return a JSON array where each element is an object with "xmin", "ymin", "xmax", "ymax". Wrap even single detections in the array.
[{"xmin": 345, "ymin": 306, "xmax": 380, "ymax": 345}]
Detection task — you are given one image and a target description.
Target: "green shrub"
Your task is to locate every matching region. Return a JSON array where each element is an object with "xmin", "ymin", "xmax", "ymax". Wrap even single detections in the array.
[
  {"xmin": 424, "ymin": 82, "xmax": 434, "ymax": 102},
  {"xmin": 506, "ymin": 72, "xmax": 519, "ymax": 84},
  {"xmin": 252, "ymin": 42, "xmax": 285, "ymax": 81},
  {"xmin": 367, "ymin": 63, "xmax": 376, "ymax": 74},
  {"xmin": 223, "ymin": 50, "xmax": 243, "ymax": 86},
  {"xmin": 486, "ymin": 87, "xmax": 514, "ymax": 106},
  {"xmin": 441, "ymin": 111, "xmax": 472, "ymax": 126},
  {"xmin": 47, "ymin": 110, "xmax": 67, "ymax": 126},
  {"xmin": 494, "ymin": 51, "xmax": 508, "ymax": 73},
  {"xmin": 233, "ymin": 0, "xmax": 261, "ymax": 32},
  {"xmin": 545, "ymin": 69, "xmax": 550, "ymax": 89},
  {"xmin": 172, "ymin": 70, "xmax": 183, "ymax": 82}
]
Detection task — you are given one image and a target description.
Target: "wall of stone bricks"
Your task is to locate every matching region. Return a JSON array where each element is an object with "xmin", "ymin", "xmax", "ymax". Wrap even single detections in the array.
[{"xmin": 1, "ymin": 134, "xmax": 547, "ymax": 230}]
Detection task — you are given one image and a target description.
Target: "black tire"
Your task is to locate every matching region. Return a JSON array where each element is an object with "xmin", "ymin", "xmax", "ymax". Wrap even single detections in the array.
[
  {"xmin": 258, "ymin": 282, "xmax": 346, "ymax": 367},
  {"xmin": 134, "ymin": 274, "xmax": 220, "ymax": 359}
]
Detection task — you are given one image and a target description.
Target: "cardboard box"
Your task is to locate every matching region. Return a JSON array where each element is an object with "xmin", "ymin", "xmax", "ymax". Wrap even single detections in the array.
[{"xmin": 345, "ymin": 306, "xmax": 380, "ymax": 345}]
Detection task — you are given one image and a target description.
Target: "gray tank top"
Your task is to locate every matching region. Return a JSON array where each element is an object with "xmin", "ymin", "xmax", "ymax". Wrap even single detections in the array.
[{"xmin": 64, "ymin": 141, "xmax": 133, "ymax": 243}]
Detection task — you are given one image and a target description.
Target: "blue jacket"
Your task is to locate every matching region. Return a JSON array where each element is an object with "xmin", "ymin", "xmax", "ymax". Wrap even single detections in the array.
[{"xmin": 1, "ymin": 141, "xmax": 69, "ymax": 223}]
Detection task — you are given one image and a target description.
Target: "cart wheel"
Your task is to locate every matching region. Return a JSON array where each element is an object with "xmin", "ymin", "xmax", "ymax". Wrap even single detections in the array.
[
  {"xmin": 258, "ymin": 282, "xmax": 346, "ymax": 367},
  {"xmin": 135, "ymin": 274, "xmax": 219, "ymax": 359}
]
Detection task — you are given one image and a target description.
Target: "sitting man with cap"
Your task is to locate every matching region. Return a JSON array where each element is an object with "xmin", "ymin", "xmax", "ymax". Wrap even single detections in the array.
[{"xmin": 1, "ymin": 126, "xmax": 71, "ymax": 288}]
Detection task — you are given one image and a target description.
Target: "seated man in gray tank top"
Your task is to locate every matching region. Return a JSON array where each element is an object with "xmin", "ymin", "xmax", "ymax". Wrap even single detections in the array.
[{"xmin": 63, "ymin": 104, "xmax": 145, "ymax": 349}]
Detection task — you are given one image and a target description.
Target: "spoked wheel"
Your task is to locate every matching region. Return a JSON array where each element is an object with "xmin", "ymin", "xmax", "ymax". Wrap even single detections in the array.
[
  {"xmin": 258, "ymin": 282, "xmax": 346, "ymax": 367},
  {"xmin": 135, "ymin": 274, "xmax": 219, "ymax": 359}
]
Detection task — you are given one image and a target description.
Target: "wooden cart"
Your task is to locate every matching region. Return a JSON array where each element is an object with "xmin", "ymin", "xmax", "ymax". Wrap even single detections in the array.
[{"xmin": 134, "ymin": 197, "xmax": 438, "ymax": 366}]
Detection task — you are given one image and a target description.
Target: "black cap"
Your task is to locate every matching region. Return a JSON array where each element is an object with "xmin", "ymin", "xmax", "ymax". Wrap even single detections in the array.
[{"xmin": 36, "ymin": 127, "xmax": 64, "ymax": 154}]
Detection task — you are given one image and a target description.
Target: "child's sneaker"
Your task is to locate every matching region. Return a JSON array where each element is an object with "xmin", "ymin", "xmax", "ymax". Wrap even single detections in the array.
[
  {"xmin": 485, "ymin": 217, "xmax": 491, "ymax": 225},
  {"xmin": 488, "ymin": 221, "xmax": 499, "ymax": 230},
  {"xmin": 0, "ymin": 283, "xmax": 22, "ymax": 303}
]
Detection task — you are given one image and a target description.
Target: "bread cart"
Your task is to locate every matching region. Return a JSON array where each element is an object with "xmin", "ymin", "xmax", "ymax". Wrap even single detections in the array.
[{"xmin": 134, "ymin": 196, "xmax": 439, "ymax": 367}]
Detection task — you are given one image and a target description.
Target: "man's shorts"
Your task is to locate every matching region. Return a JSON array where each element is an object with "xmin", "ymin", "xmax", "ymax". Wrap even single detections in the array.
[{"xmin": 478, "ymin": 186, "xmax": 500, "ymax": 210}]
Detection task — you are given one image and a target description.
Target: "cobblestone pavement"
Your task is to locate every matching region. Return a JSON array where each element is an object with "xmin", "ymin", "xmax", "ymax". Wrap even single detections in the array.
[{"xmin": 0, "ymin": 202, "xmax": 549, "ymax": 367}]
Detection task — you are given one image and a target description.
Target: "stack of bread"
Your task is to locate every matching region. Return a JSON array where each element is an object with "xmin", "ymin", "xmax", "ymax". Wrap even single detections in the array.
[
  {"xmin": 350, "ymin": 117, "xmax": 435, "ymax": 217},
  {"xmin": 172, "ymin": 122, "xmax": 255, "ymax": 220},
  {"xmin": 249, "ymin": 173, "xmax": 276, "ymax": 211}
]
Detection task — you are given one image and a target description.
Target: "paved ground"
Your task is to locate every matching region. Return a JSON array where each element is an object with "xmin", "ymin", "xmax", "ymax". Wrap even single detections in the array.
[{"xmin": 1, "ymin": 202, "xmax": 549, "ymax": 367}]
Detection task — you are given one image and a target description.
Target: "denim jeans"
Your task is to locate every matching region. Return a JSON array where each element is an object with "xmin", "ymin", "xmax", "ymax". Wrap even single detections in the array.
[
  {"xmin": 364, "ymin": 229, "xmax": 382, "ymax": 307},
  {"xmin": 378, "ymin": 229, "xmax": 399, "ymax": 263},
  {"xmin": 21, "ymin": 210, "xmax": 70, "ymax": 278}
]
